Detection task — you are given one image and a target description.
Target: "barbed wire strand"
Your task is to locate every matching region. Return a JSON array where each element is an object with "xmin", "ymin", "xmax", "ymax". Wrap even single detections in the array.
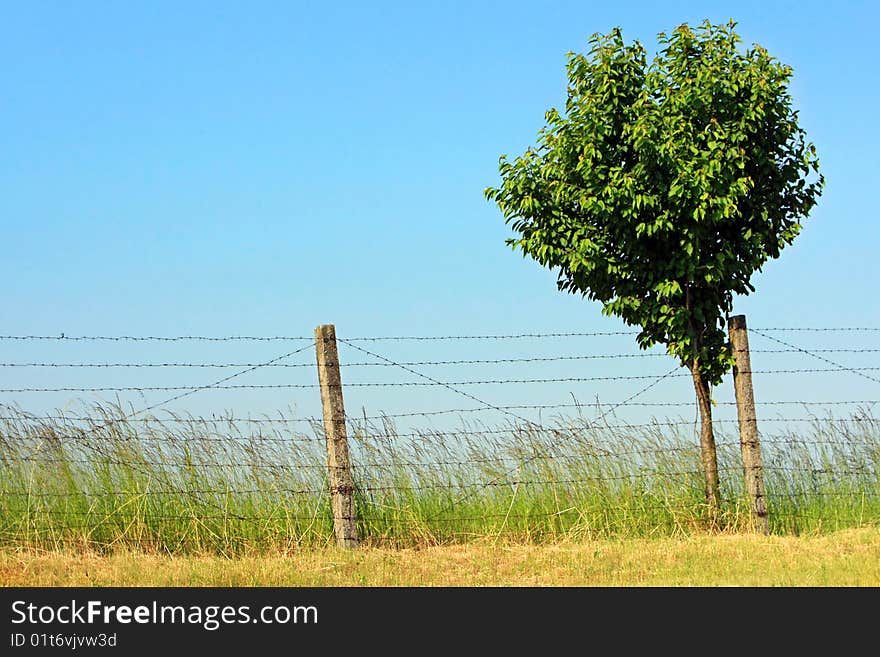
[
  {"xmin": 4, "ymin": 509, "xmax": 865, "ymax": 533},
  {"xmin": 1, "ymin": 327, "xmax": 878, "ymax": 342},
  {"xmin": 7, "ymin": 367, "xmax": 879, "ymax": 394},
  {"xmin": 5, "ymin": 431, "xmax": 876, "ymax": 477},
  {"xmin": 3, "ymin": 506, "xmax": 863, "ymax": 534},
  {"xmin": 0, "ymin": 354, "xmax": 666, "ymax": 367},
  {"xmin": 2, "ymin": 398, "xmax": 877, "ymax": 425},
  {"xmin": 0, "ymin": 335, "xmax": 312, "ymax": 342},
  {"xmin": 0, "ymin": 332, "xmax": 636, "ymax": 342},
  {"xmin": 6, "ymin": 484, "xmax": 876, "ymax": 513},
  {"xmin": 754, "ymin": 327, "xmax": 880, "ymax": 333},
  {"xmin": 4, "ymin": 347, "xmax": 877, "ymax": 368},
  {"xmin": 348, "ymin": 398, "xmax": 879, "ymax": 420},
  {"xmin": 2, "ymin": 415, "xmax": 876, "ymax": 444}
]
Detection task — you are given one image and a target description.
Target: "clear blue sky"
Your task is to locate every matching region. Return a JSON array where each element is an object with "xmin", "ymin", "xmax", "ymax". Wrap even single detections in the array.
[{"xmin": 2, "ymin": 1, "xmax": 878, "ymax": 429}]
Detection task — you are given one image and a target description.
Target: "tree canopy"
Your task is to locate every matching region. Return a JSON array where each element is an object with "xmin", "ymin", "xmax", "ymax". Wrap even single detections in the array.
[{"xmin": 485, "ymin": 20, "xmax": 823, "ymax": 385}]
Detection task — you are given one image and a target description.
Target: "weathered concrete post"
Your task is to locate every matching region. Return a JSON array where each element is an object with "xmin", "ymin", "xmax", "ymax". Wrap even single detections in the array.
[
  {"xmin": 728, "ymin": 314, "xmax": 770, "ymax": 534},
  {"xmin": 314, "ymin": 324, "xmax": 358, "ymax": 548}
]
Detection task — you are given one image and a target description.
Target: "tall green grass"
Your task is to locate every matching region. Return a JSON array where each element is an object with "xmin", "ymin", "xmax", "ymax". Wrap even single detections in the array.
[{"xmin": 1, "ymin": 403, "xmax": 877, "ymax": 554}]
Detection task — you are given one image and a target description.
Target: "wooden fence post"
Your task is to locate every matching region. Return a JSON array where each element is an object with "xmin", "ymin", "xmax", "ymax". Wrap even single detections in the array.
[
  {"xmin": 728, "ymin": 314, "xmax": 770, "ymax": 535},
  {"xmin": 314, "ymin": 324, "xmax": 358, "ymax": 548}
]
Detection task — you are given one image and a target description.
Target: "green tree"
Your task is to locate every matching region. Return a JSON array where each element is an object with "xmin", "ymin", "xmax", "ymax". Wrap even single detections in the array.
[{"xmin": 485, "ymin": 20, "xmax": 823, "ymax": 516}]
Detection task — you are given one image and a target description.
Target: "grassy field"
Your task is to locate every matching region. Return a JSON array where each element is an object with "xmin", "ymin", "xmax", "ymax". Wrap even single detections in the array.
[
  {"xmin": 2, "ymin": 528, "xmax": 878, "ymax": 586},
  {"xmin": 1, "ymin": 402, "xmax": 878, "ymax": 557}
]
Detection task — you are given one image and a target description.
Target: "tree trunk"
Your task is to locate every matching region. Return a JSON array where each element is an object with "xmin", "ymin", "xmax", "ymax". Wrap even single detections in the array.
[{"xmin": 690, "ymin": 361, "xmax": 721, "ymax": 525}]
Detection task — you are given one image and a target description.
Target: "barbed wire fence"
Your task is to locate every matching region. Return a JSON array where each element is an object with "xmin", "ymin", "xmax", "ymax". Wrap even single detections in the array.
[{"xmin": 0, "ymin": 322, "xmax": 878, "ymax": 549}]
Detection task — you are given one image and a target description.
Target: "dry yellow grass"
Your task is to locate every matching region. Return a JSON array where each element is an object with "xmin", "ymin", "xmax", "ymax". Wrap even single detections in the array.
[{"xmin": 2, "ymin": 527, "xmax": 878, "ymax": 586}]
